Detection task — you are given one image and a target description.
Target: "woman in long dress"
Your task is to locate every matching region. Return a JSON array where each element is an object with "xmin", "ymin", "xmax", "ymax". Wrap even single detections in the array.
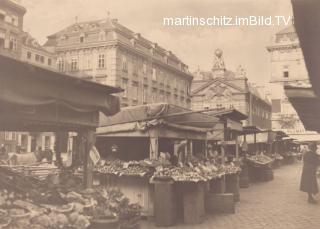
[{"xmin": 300, "ymin": 142, "xmax": 320, "ymax": 203}]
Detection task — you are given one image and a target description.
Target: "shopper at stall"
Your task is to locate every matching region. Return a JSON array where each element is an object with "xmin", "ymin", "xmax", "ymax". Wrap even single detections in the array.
[
  {"xmin": 0, "ymin": 144, "xmax": 8, "ymax": 161},
  {"xmin": 300, "ymin": 142, "xmax": 320, "ymax": 204}
]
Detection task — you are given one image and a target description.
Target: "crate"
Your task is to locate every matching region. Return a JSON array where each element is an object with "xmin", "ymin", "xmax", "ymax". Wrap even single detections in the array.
[
  {"xmin": 209, "ymin": 176, "xmax": 225, "ymax": 193},
  {"xmin": 225, "ymin": 174, "xmax": 240, "ymax": 202},
  {"xmin": 181, "ymin": 182, "xmax": 205, "ymax": 224},
  {"xmin": 153, "ymin": 180, "xmax": 177, "ymax": 227},
  {"xmin": 205, "ymin": 193, "xmax": 235, "ymax": 214}
]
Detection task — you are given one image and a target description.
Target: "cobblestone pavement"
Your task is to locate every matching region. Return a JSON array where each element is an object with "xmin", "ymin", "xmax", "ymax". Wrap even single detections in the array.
[{"xmin": 141, "ymin": 162, "xmax": 320, "ymax": 229}]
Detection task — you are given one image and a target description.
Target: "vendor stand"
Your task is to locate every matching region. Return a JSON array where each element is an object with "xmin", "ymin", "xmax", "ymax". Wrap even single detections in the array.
[
  {"xmin": 96, "ymin": 104, "xmax": 241, "ymax": 225},
  {"xmin": 206, "ymin": 108, "xmax": 247, "ymax": 201},
  {"xmin": 240, "ymin": 126, "xmax": 274, "ymax": 183},
  {"xmin": 0, "ymin": 54, "xmax": 125, "ymax": 228}
]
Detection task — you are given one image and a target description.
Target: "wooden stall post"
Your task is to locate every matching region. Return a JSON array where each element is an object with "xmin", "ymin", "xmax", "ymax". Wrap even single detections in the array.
[
  {"xmin": 149, "ymin": 137, "xmax": 159, "ymax": 160},
  {"xmin": 235, "ymin": 133, "xmax": 239, "ymax": 159},
  {"xmin": 83, "ymin": 130, "xmax": 96, "ymax": 189},
  {"xmin": 254, "ymin": 132, "xmax": 257, "ymax": 155}
]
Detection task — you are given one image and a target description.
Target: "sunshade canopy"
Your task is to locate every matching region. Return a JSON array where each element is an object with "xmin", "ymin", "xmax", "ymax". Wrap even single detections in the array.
[{"xmin": 0, "ymin": 55, "xmax": 121, "ymax": 131}]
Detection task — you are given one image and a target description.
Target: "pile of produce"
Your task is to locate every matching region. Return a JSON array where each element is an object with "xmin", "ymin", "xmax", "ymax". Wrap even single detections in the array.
[
  {"xmin": 0, "ymin": 189, "xmax": 90, "ymax": 229},
  {"xmin": 153, "ymin": 166, "xmax": 208, "ymax": 182},
  {"xmin": 94, "ymin": 160, "xmax": 153, "ymax": 177},
  {"xmin": 272, "ymin": 153, "xmax": 284, "ymax": 161},
  {"xmin": 221, "ymin": 163, "xmax": 242, "ymax": 175},
  {"xmin": 247, "ymin": 154, "xmax": 274, "ymax": 166}
]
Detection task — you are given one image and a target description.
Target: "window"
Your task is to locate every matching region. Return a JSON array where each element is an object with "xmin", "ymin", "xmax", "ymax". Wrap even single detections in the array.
[
  {"xmin": 71, "ymin": 58, "xmax": 78, "ymax": 71},
  {"xmin": 35, "ymin": 54, "xmax": 40, "ymax": 62},
  {"xmin": 122, "ymin": 79, "xmax": 128, "ymax": 98},
  {"xmin": 40, "ymin": 56, "xmax": 44, "ymax": 63},
  {"xmin": 99, "ymin": 31, "xmax": 106, "ymax": 41},
  {"xmin": 48, "ymin": 58, "xmax": 52, "ymax": 66},
  {"xmin": 132, "ymin": 83, "xmax": 139, "ymax": 100},
  {"xmin": 142, "ymin": 86, "xmax": 148, "ymax": 103},
  {"xmin": 283, "ymin": 71, "xmax": 289, "ymax": 78},
  {"xmin": 142, "ymin": 62, "xmax": 147, "ymax": 75},
  {"xmin": 122, "ymin": 56, "xmax": 127, "ymax": 72},
  {"xmin": 4, "ymin": 131, "xmax": 16, "ymax": 140},
  {"xmin": 9, "ymin": 36, "xmax": 17, "ymax": 51},
  {"xmin": 98, "ymin": 54, "xmax": 105, "ymax": 68},
  {"xmin": 152, "ymin": 88, "xmax": 157, "ymax": 102},
  {"xmin": 80, "ymin": 36, "xmax": 84, "ymax": 43},
  {"xmin": 27, "ymin": 51, "xmax": 32, "ymax": 59},
  {"xmin": 0, "ymin": 13, "xmax": 5, "ymax": 21},
  {"xmin": 152, "ymin": 68, "xmax": 157, "ymax": 81},
  {"xmin": 57, "ymin": 58, "xmax": 65, "ymax": 71}
]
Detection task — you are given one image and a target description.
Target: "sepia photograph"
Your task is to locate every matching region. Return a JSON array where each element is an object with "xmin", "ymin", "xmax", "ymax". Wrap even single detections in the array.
[{"xmin": 0, "ymin": 0, "xmax": 320, "ymax": 228}]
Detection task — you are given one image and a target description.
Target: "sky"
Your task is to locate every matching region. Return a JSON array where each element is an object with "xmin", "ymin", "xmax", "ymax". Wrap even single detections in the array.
[{"xmin": 20, "ymin": 0, "xmax": 293, "ymax": 91}]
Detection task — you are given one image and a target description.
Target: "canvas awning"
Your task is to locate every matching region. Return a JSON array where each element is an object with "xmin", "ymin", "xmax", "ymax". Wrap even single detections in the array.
[
  {"xmin": 285, "ymin": 85, "xmax": 320, "ymax": 132},
  {"xmin": 99, "ymin": 103, "xmax": 220, "ymax": 129},
  {"xmin": 284, "ymin": 1, "xmax": 320, "ymax": 132},
  {"xmin": 0, "ymin": 54, "xmax": 121, "ymax": 130},
  {"xmin": 291, "ymin": 0, "xmax": 320, "ymax": 96},
  {"xmin": 205, "ymin": 108, "xmax": 247, "ymax": 121},
  {"xmin": 98, "ymin": 103, "xmax": 222, "ymax": 137}
]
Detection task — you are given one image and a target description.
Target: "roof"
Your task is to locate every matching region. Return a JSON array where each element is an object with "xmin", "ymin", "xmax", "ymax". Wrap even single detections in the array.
[
  {"xmin": 45, "ymin": 18, "xmax": 183, "ymax": 64},
  {"xmin": 21, "ymin": 32, "xmax": 54, "ymax": 55},
  {"xmin": 276, "ymin": 25, "xmax": 296, "ymax": 35},
  {"xmin": 98, "ymin": 103, "xmax": 220, "ymax": 134},
  {"xmin": 204, "ymin": 108, "xmax": 247, "ymax": 121},
  {"xmin": 191, "ymin": 77, "xmax": 245, "ymax": 96},
  {"xmin": 241, "ymin": 126, "xmax": 262, "ymax": 134},
  {"xmin": 0, "ymin": 54, "xmax": 122, "ymax": 118}
]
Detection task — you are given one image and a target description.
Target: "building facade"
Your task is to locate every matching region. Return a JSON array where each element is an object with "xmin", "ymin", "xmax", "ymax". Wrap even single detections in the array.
[
  {"xmin": 191, "ymin": 49, "xmax": 272, "ymax": 130},
  {"xmin": 44, "ymin": 17, "xmax": 193, "ymax": 108},
  {"xmin": 21, "ymin": 32, "xmax": 56, "ymax": 69},
  {"xmin": 267, "ymin": 26, "xmax": 320, "ymax": 141},
  {"xmin": 0, "ymin": 0, "xmax": 25, "ymax": 58},
  {"xmin": 266, "ymin": 25, "xmax": 308, "ymax": 83}
]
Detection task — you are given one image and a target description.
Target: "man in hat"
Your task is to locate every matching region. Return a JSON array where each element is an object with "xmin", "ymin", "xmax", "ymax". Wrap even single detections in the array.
[{"xmin": 300, "ymin": 142, "xmax": 320, "ymax": 203}]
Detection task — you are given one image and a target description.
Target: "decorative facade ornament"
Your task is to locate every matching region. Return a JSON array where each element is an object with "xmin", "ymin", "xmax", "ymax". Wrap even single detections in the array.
[
  {"xmin": 212, "ymin": 48, "xmax": 225, "ymax": 71},
  {"xmin": 236, "ymin": 65, "xmax": 246, "ymax": 77}
]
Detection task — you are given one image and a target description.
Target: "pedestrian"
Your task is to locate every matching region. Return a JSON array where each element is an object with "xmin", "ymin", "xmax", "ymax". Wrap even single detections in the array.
[{"xmin": 300, "ymin": 142, "xmax": 320, "ymax": 204}]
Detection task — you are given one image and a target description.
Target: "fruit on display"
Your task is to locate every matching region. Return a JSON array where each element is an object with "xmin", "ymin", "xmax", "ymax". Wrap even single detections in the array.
[
  {"xmin": 94, "ymin": 160, "xmax": 152, "ymax": 177},
  {"xmin": 247, "ymin": 154, "xmax": 274, "ymax": 165}
]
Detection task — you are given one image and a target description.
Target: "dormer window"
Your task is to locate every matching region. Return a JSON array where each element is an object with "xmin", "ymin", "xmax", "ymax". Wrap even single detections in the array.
[
  {"xmin": 99, "ymin": 31, "xmax": 106, "ymax": 41},
  {"xmin": 79, "ymin": 33, "xmax": 85, "ymax": 43}
]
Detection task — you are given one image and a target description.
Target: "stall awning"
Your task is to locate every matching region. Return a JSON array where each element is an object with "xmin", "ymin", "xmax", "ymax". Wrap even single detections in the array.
[
  {"xmin": 0, "ymin": 54, "xmax": 121, "ymax": 130},
  {"xmin": 285, "ymin": 85, "xmax": 320, "ymax": 132},
  {"xmin": 98, "ymin": 103, "xmax": 222, "ymax": 136},
  {"xmin": 291, "ymin": 0, "xmax": 320, "ymax": 97},
  {"xmin": 241, "ymin": 126, "xmax": 262, "ymax": 135},
  {"xmin": 99, "ymin": 103, "xmax": 220, "ymax": 129},
  {"xmin": 205, "ymin": 108, "xmax": 247, "ymax": 121}
]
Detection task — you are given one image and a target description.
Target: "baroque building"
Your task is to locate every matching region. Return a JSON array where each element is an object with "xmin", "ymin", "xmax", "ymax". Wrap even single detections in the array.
[
  {"xmin": 44, "ymin": 17, "xmax": 193, "ymax": 108},
  {"xmin": 191, "ymin": 49, "xmax": 272, "ymax": 130},
  {"xmin": 267, "ymin": 25, "xmax": 320, "ymax": 141}
]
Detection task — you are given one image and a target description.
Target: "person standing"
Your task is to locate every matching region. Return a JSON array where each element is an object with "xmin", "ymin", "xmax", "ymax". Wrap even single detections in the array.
[{"xmin": 300, "ymin": 142, "xmax": 320, "ymax": 204}]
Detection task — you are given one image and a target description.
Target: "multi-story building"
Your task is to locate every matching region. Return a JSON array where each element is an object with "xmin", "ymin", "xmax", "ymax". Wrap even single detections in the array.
[
  {"xmin": 267, "ymin": 25, "xmax": 308, "ymax": 83},
  {"xmin": 44, "ymin": 17, "xmax": 193, "ymax": 108},
  {"xmin": 0, "ymin": 0, "xmax": 26, "ymax": 58},
  {"xmin": 267, "ymin": 25, "xmax": 320, "ymax": 141},
  {"xmin": 191, "ymin": 49, "xmax": 272, "ymax": 130},
  {"xmin": 21, "ymin": 32, "xmax": 56, "ymax": 69}
]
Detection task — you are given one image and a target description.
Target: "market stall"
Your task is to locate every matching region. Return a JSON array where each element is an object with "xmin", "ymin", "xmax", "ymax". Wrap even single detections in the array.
[
  {"xmin": 96, "ymin": 103, "xmax": 241, "ymax": 225},
  {"xmin": 0, "ymin": 54, "xmax": 130, "ymax": 228}
]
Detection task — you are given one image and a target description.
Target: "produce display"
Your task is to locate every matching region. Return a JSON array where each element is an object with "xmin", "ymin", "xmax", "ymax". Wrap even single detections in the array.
[
  {"xmin": 272, "ymin": 153, "xmax": 284, "ymax": 161},
  {"xmin": 247, "ymin": 154, "xmax": 274, "ymax": 166},
  {"xmin": 94, "ymin": 160, "xmax": 153, "ymax": 177},
  {"xmin": 0, "ymin": 186, "xmax": 142, "ymax": 229}
]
